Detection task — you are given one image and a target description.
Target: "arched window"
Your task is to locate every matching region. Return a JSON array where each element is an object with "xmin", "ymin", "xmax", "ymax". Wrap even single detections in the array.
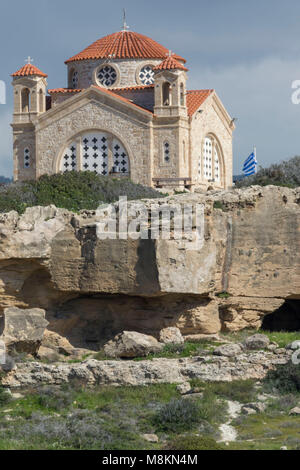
[
  {"xmin": 39, "ymin": 89, "xmax": 44, "ymax": 113},
  {"xmin": 61, "ymin": 142, "xmax": 77, "ymax": 172},
  {"xmin": 215, "ymin": 145, "xmax": 221, "ymax": 182},
  {"xmin": 203, "ymin": 137, "xmax": 213, "ymax": 180},
  {"xmin": 21, "ymin": 88, "xmax": 30, "ymax": 113},
  {"xmin": 71, "ymin": 70, "xmax": 79, "ymax": 89},
  {"xmin": 60, "ymin": 132, "xmax": 130, "ymax": 176},
  {"xmin": 24, "ymin": 148, "xmax": 30, "ymax": 168},
  {"xmin": 183, "ymin": 141, "xmax": 186, "ymax": 166},
  {"xmin": 164, "ymin": 142, "xmax": 170, "ymax": 163},
  {"xmin": 202, "ymin": 135, "xmax": 222, "ymax": 183},
  {"xmin": 180, "ymin": 83, "xmax": 184, "ymax": 106},
  {"xmin": 163, "ymin": 82, "xmax": 171, "ymax": 106}
]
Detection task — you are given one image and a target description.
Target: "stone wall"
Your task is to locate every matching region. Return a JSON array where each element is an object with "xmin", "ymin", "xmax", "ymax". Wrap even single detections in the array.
[
  {"xmin": 34, "ymin": 90, "xmax": 153, "ymax": 186},
  {"xmin": 67, "ymin": 58, "xmax": 162, "ymax": 89},
  {"xmin": 190, "ymin": 93, "xmax": 233, "ymax": 190}
]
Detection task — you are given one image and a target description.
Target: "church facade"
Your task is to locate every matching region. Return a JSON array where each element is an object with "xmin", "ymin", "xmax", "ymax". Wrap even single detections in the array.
[{"xmin": 11, "ymin": 29, "xmax": 235, "ymax": 190}]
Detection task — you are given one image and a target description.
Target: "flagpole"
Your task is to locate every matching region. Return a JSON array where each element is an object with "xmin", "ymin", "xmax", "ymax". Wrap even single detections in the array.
[{"xmin": 254, "ymin": 146, "xmax": 257, "ymax": 160}]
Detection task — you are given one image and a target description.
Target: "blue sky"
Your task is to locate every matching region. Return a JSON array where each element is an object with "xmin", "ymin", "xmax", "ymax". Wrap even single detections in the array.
[{"xmin": 1, "ymin": 0, "xmax": 300, "ymax": 177}]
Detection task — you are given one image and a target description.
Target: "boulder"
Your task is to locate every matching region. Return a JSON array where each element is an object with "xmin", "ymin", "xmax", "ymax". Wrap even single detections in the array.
[
  {"xmin": 142, "ymin": 434, "xmax": 159, "ymax": 443},
  {"xmin": 242, "ymin": 402, "xmax": 266, "ymax": 414},
  {"xmin": 286, "ymin": 341, "xmax": 300, "ymax": 351},
  {"xmin": 103, "ymin": 331, "xmax": 164, "ymax": 358},
  {"xmin": 243, "ymin": 334, "xmax": 270, "ymax": 351},
  {"xmin": 41, "ymin": 330, "xmax": 75, "ymax": 356},
  {"xmin": 176, "ymin": 382, "xmax": 191, "ymax": 395},
  {"xmin": 289, "ymin": 407, "xmax": 300, "ymax": 416},
  {"xmin": 213, "ymin": 343, "xmax": 243, "ymax": 357},
  {"xmin": 159, "ymin": 327, "xmax": 184, "ymax": 345},
  {"xmin": 2, "ymin": 307, "xmax": 48, "ymax": 355}
]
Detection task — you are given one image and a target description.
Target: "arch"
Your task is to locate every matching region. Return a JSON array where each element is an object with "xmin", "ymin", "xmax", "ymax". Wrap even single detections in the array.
[
  {"xmin": 180, "ymin": 83, "xmax": 185, "ymax": 106},
  {"xmin": 201, "ymin": 133, "xmax": 225, "ymax": 185},
  {"xmin": 57, "ymin": 129, "xmax": 131, "ymax": 176},
  {"xmin": 69, "ymin": 68, "xmax": 79, "ymax": 89},
  {"xmin": 21, "ymin": 88, "xmax": 30, "ymax": 113},
  {"xmin": 162, "ymin": 82, "xmax": 171, "ymax": 106}
]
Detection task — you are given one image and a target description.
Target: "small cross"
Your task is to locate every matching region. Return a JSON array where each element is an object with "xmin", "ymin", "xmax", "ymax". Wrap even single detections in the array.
[
  {"xmin": 167, "ymin": 50, "xmax": 174, "ymax": 57},
  {"xmin": 122, "ymin": 8, "xmax": 130, "ymax": 31},
  {"xmin": 25, "ymin": 56, "xmax": 33, "ymax": 64}
]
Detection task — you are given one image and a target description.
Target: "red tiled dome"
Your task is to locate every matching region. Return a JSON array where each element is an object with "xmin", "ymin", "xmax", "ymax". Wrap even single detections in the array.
[
  {"xmin": 65, "ymin": 31, "xmax": 186, "ymax": 64},
  {"xmin": 12, "ymin": 63, "xmax": 48, "ymax": 78}
]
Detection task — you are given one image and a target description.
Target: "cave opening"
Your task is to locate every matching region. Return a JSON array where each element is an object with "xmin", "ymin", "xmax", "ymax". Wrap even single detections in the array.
[{"xmin": 261, "ymin": 300, "xmax": 300, "ymax": 332}]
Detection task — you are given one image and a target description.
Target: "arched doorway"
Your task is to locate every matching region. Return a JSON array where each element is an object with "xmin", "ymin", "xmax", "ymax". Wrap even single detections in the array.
[{"xmin": 60, "ymin": 131, "xmax": 130, "ymax": 176}]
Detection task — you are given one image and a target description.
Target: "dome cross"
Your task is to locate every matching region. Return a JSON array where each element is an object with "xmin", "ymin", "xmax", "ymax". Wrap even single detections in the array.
[{"xmin": 25, "ymin": 56, "xmax": 34, "ymax": 65}]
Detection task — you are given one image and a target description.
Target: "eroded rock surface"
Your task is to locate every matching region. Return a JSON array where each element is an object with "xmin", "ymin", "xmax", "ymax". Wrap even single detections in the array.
[
  {"xmin": 2, "ymin": 350, "xmax": 292, "ymax": 389},
  {"xmin": 0, "ymin": 186, "xmax": 298, "ymax": 347}
]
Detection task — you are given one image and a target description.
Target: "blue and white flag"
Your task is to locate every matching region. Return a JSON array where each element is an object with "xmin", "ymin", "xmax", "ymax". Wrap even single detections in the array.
[{"xmin": 243, "ymin": 151, "xmax": 258, "ymax": 176}]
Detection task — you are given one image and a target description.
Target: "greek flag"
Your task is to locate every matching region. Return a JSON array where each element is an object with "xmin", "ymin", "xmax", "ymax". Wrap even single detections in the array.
[{"xmin": 243, "ymin": 151, "xmax": 258, "ymax": 176}]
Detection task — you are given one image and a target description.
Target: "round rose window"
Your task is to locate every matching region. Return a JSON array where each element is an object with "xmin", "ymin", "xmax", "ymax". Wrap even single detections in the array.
[
  {"xmin": 139, "ymin": 65, "xmax": 154, "ymax": 85},
  {"xmin": 97, "ymin": 65, "xmax": 117, "ymax": 87}
]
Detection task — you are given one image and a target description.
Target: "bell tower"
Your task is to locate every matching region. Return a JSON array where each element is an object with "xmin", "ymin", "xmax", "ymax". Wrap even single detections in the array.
[
  {"xmin": 11, "ymin": 59, "xmax": 48, "ymax": 181},
  {"xmin": 153, "ymin": 53, "xmax": 188, "ymax": 118}
]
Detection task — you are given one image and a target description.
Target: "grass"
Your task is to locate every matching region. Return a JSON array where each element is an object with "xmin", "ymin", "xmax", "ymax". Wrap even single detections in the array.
[
  {"xmin": 190, "ymin": 379, "xmax": 257, "ymax": 404},
  {"xmin": 261, "ymin": 331, "xmax": 300, "ymax": 348},
  {"xmin": 94, "ymin": 342, "xmax": 219, "ymax": 362}
]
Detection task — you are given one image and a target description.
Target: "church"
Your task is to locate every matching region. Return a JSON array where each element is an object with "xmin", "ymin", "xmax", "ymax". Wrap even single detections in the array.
[{"xmin": 11, "ymin": 25, "xmax": 235, "ymax": 191}]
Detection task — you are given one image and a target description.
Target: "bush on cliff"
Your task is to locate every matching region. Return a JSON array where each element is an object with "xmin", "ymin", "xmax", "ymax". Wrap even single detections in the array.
[
  {"xmin": 0, "ymin": 171, "xmax": 163, "ymax": 214},
  {"xmin": 235, "ymin": 156, "xmax": 300, "ymax": 188},
  {"xmin": 263, "ymin": 361, "xmax": 300, "ymax": 394}
]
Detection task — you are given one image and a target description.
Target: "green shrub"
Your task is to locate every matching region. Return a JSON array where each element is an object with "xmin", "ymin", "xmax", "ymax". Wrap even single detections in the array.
[
  {"xmin": 165, "ymin": 434, "xmax": 224, "ymax": 450},
  {"xmin": 0, "ymin": 386, "xmax": 11, "ymax": 406},
  {"xmin": 263, "ymin": 361, "xmax": 300, "ymax": 393},
  {"xmin": 0, "ymin": 172, "xmax": 163, "ymax": 214},
  {"xmin": 235, "ymin": 156, "xmax": 300, "ymax": 188},
  {"xmin": 213, "ymin": 201, "xmax": 226, "ymax": 211},
  {"xmin": 153, "ymin": 399, "xmax": 201, "ymax": 432}
]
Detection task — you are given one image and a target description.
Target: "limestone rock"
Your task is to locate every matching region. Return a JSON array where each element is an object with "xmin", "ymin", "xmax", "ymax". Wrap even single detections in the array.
[
  {"xmin": 286, "ymin": 341, "xmax": 300, "ymax": 350},
  {"xmin": 243, "ymin": 334, "xmax": 270, "ymax": 350},
  {"xmin": 176, "ymin": 382, "xmax": 192, "ymax": 395},
  {"xmin": 213, "ymin": 343, "xmax": 243, "ymax": 357},
  {"xmin": 289, "ymin": 407, "xmax": 300, "ymax": 416},
  {"xmin": 2, "ymin": 307, "xmax": 48, "ymax": 355},
  {"xmin": 242, "ymin": 402, "xmax": 266, "ymax": 415},
  {"xmin": 37, "ymin": 346, "xmax": 61, "ymax": 362},
  {"xmin": 142, "ymin": 434, "xmax": 159, "ymax": 443},
  {"xmin": 0, "ymin": 186, "xmax": 297, "ymax": 343},
  {"xmin": 103, "ymin": 331, "xmax": 164, "ymax": 358},
  {"xmin": 159, "ymin": 327, "xmax": 184, "ymax": 345},
  {"xmin": 41, "ymin": 330, "xmax": 75, "ymax": 356},
  {"xmin": 2, "ymin": 350, "xmax": 291, "ymax": 389}
]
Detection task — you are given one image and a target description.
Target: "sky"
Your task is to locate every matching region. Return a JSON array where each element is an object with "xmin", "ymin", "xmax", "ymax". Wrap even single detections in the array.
[{"xmin": 0, "ymin": 0, "xmax": 300, "ymax": 177}]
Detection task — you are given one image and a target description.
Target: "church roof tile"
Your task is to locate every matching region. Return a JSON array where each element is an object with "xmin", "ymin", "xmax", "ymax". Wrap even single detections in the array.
[
  {"xmin": 12, "ymin": 64, "xmax": 48, "ymax": 78},
  {"xmin": 65, "ymin": 31, "xmax": 185, "ymax": 64},
  {"xmin": 153, "ymin": 55, "xmax": 188, "ymax": 72}
]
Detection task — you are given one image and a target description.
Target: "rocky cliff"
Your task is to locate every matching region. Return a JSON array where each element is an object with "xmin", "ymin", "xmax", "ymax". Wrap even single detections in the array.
[{"xmin": 0, "ymin": 185, "xmax": 299, "ymax": 349}]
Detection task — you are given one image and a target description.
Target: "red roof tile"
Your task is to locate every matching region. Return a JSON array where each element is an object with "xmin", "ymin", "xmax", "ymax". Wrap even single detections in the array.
[
  {"xmin": 48, "ymin": 88, "xmax": 82, "ymax": 94},
  {"xmin": 112, "ymin": 84, "xmax": 154, "ymax": 92},
  {"xmin": 153, "ymin": 55, "xmax": 188, "ymax": 72},
  {"xmin": 12, "ymin": 63, "xmax": 48, "ymax": 78},
  {"xmin": 65, "ymin": 31, "xmax": 186, "ymax": 63},
  {"xmin": 186, "ymin": 89, "xmax": 214, "ymax": 117}
]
